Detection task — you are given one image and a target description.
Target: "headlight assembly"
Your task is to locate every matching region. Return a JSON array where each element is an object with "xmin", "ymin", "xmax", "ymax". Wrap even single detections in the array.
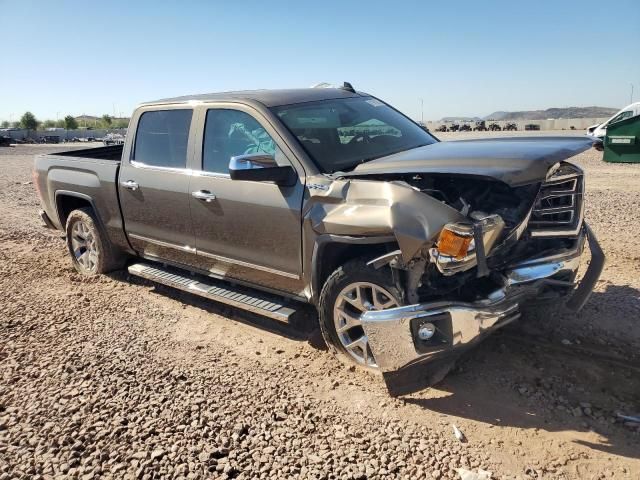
[{"xmin": 430, "ymin": 213, "xmax": 505, "ymax": 276}]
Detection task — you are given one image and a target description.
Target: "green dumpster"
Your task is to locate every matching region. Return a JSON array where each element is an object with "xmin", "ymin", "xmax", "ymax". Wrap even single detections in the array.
[{"xmin": 603, "ymin": 114, "xmax": 640, "ymax": 163}]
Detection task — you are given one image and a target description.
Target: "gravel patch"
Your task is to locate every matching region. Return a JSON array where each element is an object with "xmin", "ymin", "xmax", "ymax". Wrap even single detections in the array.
[{"xmin": 1, "ymin": 141, "xmax": 638, "ymax": 479}]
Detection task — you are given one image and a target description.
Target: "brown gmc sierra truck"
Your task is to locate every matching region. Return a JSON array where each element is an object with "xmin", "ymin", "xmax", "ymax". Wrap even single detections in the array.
[{"xmin": 34, "ymin": 85, "xmax": 604, "ymax": 395}]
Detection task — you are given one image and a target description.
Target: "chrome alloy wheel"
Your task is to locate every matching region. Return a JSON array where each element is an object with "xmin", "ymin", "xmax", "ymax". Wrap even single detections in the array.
[
  {"xmin": 333, "ymin": 282, "xmax": 399, "ymax": 368},
  {"xmin": 70, "ymin": 220, "xmax": 99, "ymax": 273}
]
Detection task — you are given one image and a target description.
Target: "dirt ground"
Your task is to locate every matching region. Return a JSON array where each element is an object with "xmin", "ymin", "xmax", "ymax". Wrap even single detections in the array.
[{"xmin": 1, "ymin": 134, "xmax": 639, "ymax": 480}]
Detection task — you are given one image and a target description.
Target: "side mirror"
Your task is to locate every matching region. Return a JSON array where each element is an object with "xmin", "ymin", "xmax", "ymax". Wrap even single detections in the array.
[{"xmin": 229, "ymin": 153, "xmax": 297, "ymax": 186}]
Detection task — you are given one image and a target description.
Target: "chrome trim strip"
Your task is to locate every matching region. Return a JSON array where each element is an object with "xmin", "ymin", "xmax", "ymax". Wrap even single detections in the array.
[
  {"xmin": 128, "ymin": 233, "xmax": 196, "ymax": 253},
  {"xmin": 506, "ymin": 255, "xmax": 581, "ymax": 285},
  {"xmin": 129, "ymin": 160, "xmax": 193, "ymax": 175},
  {"xmin": 139, "ymin": 253, "xmax": 307, "ymax": 301},
  {"xmin": 530, "ymin": 227, "xmax": 583, "ymax": 237},
  {"xmin": 191, "ymin": 170, "xmax": 231, "ymax": 179},
  {"xmin": 197, "ymin": 249, "xmax": 300, "ymax": 279},
  {"xmin": 128, "ymin": 233, "xmax": 300, "ymax": 279}
]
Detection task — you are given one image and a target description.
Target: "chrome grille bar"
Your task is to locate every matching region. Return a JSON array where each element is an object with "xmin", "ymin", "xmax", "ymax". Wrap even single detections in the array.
[{"xmin": 529, "ymin": 163, "xmax": 584, "ymax": 237}]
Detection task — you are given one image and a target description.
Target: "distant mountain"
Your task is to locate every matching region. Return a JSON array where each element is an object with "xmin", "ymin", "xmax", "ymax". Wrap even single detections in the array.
[{"xmin": 483, "ymin": 106, "xmax": 618, "ymax": 121}]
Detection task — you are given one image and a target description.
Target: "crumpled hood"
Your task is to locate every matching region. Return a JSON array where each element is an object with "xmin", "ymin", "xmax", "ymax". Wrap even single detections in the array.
[{"xmin": 346, "ymin": 136, "xmax": 595, "ymax": 186}]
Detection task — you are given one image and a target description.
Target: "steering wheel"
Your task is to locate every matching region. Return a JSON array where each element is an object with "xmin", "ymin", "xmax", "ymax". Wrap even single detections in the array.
[{"xmin": 348, "ymin": 132, "xmax": 371, "ymax": 145}]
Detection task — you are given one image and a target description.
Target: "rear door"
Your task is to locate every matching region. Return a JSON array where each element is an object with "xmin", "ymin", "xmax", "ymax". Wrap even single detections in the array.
[
  {"xmin": 188, "ymin": 104, "xmax": 306, "ymax": 295},
  {"xmin": 118, "ymin": 107, "xmax": 198, "ymax": 267}
]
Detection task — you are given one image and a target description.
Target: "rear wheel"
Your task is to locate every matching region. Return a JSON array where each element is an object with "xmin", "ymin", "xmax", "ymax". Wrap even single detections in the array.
[
  {"xmin": 65, "ymin": 207, "xmax": 123, "ymax": 275},
  {"xmin": 319, "ymin": 259, "xmax": 402, "ymax": 369}
]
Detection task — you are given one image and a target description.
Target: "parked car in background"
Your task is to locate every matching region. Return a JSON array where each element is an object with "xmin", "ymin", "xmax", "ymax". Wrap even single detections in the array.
[
  {"xmin": 587, "ymin": 102, "xmax": 640, "ymax": 139},
  {"xmin": 38, "ymin": 135, "xmax": 60, "ymax": 144},
  {"xmin": 103, "ymin": 133, "xmax": 126, "ymax": 145},
  {"xmin": 33, "ymin": 86, "xmax": 604, "ymax": 395}
]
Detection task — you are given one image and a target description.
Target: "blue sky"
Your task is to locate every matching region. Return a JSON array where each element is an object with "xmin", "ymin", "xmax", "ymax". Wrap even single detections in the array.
[{"xmin": 1, "ymin": 0, "xmax": 638, "ymax": 122}]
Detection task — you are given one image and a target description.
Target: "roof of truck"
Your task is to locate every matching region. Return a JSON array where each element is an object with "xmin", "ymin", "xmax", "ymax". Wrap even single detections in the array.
[{"xmin": 143, "ymin": 88, "xmax": 367, "ymax": 108}]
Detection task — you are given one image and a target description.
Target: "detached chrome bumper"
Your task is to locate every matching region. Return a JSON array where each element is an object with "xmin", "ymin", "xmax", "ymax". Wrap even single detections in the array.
[{"xmin": 361, "ymin": 223, "xmax": 604, "ymax": 394}]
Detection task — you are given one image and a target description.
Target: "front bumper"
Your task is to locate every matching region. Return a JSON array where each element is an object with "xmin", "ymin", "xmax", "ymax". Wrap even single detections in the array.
[{"xmin": 361, "ymin": 223, "xmax": 604, "ymax": 395}]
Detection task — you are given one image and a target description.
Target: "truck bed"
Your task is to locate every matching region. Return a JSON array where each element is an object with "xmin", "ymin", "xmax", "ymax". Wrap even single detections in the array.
[
  {"xmin": 52, "ymin": 144, "xmax": 124, "ymax": 161},
  {"xmin": 33, "ymin": 145, "xmax": 131, "ymax": 254}
]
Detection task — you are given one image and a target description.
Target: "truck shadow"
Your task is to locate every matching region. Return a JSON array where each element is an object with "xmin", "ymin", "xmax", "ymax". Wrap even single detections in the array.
[
  {"xmin": 115, "ymin": 270, "xmax": 326, "ymax": 348},
  {"xmin": 403, "ymin": 285, "xmax": 640, "ymax": 461}
]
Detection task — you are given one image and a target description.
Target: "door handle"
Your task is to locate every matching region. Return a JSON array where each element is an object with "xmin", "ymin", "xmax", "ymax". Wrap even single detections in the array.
[
  {"xmin": 192, "ymin": 190, "xmax": 217, "ymax": 202},
  {"xmin": 121, "ymin": 180, "xmax": 139, "ymax": 191}
]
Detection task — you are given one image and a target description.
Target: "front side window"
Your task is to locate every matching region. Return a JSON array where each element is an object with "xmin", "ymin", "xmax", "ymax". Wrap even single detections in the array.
[
  {"xmin": 272, "ymin": 97, "xmax": 436, "ymax": 173},
  {"xmin": 203, "ymin": 109, "xmax": 277, "ymax": 174},
  {"xmin": 133, "ymin": 109, "xmax": 192, "ymax": 168}
]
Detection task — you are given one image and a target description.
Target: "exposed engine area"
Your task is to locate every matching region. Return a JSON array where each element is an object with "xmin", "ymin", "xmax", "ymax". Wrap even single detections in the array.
[
  {"xmin": 400, "ymin": 173, "xmax": 540, "ymax": 231},
  {"xmin": 361, "ymin": 170, "xmax": 585, "ymax": 304}
]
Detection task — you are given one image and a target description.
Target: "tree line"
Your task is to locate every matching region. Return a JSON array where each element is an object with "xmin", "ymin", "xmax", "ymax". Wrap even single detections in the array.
[{"xmin": 1, "ymin": 112, "xmax": 128, "ymax": 131}]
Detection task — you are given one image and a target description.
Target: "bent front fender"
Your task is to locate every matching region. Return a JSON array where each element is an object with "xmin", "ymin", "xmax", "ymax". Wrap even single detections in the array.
[{"xmin": 305, "ymin": 178, "xmax": 465, "ymax": 263}]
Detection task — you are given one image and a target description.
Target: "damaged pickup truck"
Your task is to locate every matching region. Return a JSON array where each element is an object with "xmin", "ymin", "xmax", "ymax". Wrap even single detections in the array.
[{"xmin": 34, "ymin": 86, "xmax": 604, "ymax": 395}]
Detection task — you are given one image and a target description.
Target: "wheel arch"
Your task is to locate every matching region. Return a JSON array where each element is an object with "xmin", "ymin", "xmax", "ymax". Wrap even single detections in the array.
[
  {"xmin": 310, "ymin": 234, "xmax": 399, "ymax": 304},
  {"xmin": 54, "ymin": 190, "xmax": 100, "ymax": 228}
]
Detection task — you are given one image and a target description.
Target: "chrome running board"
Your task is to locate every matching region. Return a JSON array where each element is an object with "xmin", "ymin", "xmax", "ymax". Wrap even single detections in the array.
[{"xmin": 128, "ymin": 262, "xmax": 297, "ymax": 323}]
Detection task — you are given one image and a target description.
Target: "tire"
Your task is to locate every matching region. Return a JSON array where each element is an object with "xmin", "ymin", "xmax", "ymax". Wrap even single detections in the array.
[
  {"xmin": 318, "ymin": 259, "xmax": 403, "ymax": 370},
  {"xmin": 65, "ymin": 207, "xmax": 123, "ymax": 275}
]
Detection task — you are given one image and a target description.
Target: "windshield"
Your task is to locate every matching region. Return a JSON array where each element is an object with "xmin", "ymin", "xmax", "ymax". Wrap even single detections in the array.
[{"xmin": 272, "ymin": 97, "xmax": 437, "ymax": 173}]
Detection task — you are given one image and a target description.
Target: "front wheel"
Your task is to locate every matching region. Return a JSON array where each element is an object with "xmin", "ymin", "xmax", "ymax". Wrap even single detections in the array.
[{"xmin": 319, "ymin": 259, "xmax": 402, "ymax": 369}]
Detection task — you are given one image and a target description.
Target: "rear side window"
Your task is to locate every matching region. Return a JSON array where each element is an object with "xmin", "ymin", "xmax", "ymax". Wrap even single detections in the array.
[{"xmin": 133, "ymin": 109, "xmax": 192, "ymax": 168}]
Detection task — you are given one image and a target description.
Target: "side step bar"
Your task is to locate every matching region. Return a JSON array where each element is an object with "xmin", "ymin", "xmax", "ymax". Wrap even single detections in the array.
[{"xmin": 128, "ymin": 262, "xmax": 297, "ymax": 323}]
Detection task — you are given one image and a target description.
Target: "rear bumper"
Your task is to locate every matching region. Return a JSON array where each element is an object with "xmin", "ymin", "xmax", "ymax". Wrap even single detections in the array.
[{"xmin": 361, "ymin": 223, "xmax": 604, "ymax": 392}]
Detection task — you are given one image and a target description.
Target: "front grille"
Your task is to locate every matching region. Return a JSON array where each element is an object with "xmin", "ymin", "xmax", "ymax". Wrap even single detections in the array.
[{"xmin": 528, "ymin": 163, "xmax": 584, "ymax": 237}]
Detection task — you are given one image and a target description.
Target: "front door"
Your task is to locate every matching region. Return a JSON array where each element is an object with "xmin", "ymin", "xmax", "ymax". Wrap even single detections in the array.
[
  {"xmin": 119, "ymin": 107, "xmax": 198, "ymax": 267},
  {"xmin": 188, "ymin": 107, "xmax": 305, "ymax": 295}
]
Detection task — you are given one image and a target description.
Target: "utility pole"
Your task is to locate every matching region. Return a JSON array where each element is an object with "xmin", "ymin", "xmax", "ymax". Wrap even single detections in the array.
[
  {"xmin": 420, "ymin": 98, "xmax": 424, "ymax": 124},
  {"xmin": 631, "ymin": 84, "xmax": 635, "ymax": 104}
]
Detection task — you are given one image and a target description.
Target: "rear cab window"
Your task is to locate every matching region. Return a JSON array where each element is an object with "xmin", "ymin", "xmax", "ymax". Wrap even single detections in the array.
[{"xmin": 133, "ymin": 109, "xmax": 193, "ymax": 168}]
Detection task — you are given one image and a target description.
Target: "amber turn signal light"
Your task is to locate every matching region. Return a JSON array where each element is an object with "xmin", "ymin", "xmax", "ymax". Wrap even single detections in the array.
[{"xmin": 437, "ymin": 228, "xmax": 473, "ymax": 259}]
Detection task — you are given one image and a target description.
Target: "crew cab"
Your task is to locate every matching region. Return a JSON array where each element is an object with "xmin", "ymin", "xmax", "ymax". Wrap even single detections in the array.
[{"xmin": 34, "ymin": 86, "xmax": 604, "ymax": 395}]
